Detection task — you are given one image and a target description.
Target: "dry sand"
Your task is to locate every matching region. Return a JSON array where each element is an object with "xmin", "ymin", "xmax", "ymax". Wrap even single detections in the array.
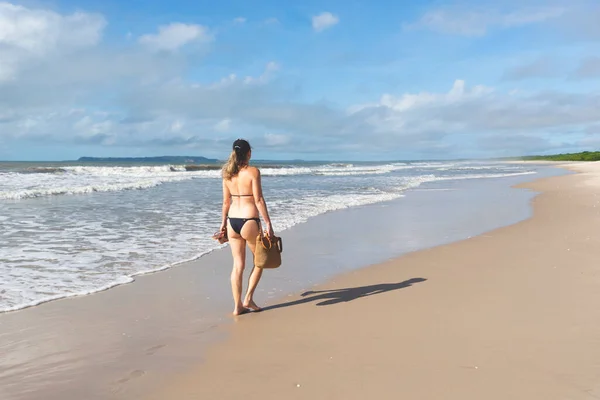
[{"xmin": 151, "ymin": 162, "xmax": 600, "ymax": 400}]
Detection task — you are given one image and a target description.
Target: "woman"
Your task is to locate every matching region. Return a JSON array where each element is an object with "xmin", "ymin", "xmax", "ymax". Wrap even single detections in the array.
[{"xmin": 220, "ymin": 139, "xmax": 275, "ymax": 316}]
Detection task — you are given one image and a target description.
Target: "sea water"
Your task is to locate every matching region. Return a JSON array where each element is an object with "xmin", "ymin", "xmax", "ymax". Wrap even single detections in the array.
[{"xmin": 0, "ymin": 160, "xmax": 538, "ymax": 313}]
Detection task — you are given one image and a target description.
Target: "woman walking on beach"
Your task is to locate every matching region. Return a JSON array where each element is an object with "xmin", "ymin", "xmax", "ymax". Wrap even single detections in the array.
[{"xmin": 220, "ymin": 139, "xmax": 275, "ymax": 316}]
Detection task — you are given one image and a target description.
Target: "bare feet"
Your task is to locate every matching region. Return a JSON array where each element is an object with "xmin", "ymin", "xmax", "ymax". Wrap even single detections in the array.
[
  {"xmin": 243, "ymin": 299, "xmax": 263, "ymax": 312},
  {"xmin": 233, "ymin": 307, "xmax": 249, "ymax": 316}
]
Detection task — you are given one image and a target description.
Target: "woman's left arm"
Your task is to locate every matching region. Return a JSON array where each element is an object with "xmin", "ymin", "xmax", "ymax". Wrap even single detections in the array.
[{"xmin": 220, "ymin": 180, "xmax": 231, "ymax": 231}]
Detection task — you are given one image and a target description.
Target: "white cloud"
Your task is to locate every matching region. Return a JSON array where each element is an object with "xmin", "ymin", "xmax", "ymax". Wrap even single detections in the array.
[
  {"xmin": 0, "ymin": 2, "xmax": 106, "ymax": 81},
  {"xmin": 0, "ymin": 2, "xmax": 105, "ymax": 52},
  {"xmin": 534, "ymin": 0, "xmax": 599, "ymax": 41},
  {"xmin": 503, "ymin": 57, "xmax": 562, "ymax": 80},
  {"xmin": 574, "ymin": 57, "xmax": 600, "ymax": 79},
  {"xmin": 243, "ymin": 62, "xmax": 280, "ymax": 84},
  {"xmin": 406, "ymin": 6, "xmax": 564, "ymax": 36},
  {"xmin": 139, "ymin": 23, "xmax": 212, "ymax": 51},
  {"xmin": 266, "ymin": 61, "xmax": 280, "ymax": 72},
  {"xmin": 170, "ymin": 120, "xmax": 184, "ymax": 133},
  {"xmin": 312, "ymin": 12, "xmax": 339, "ymax": 32},
  {"xmin": 351, "ymin": 80, "xmax": 493, "ymax": 114},
  {"xmin": 233, "ymin": 17, "xmax": 246, "ymax": 24},
  {"xmin": 502, "ymin": 7, "xmax": 565, "ymax": 27},
  {"xmin": 344, "ymin": 79, "xmax": 600, "ymax": 156},
  {"xmin": 214, "ymin": 119, "xmax": 231, "ymax": 132},
  {"xmin": 3, "ymin": 71, "xmax": 600, "ymax": 157},
  {"xmin": 264, "ymin": 133, "xmax": 290, "ymax": 147},
  {"xmin": 207, "ymin": 63, "xmax": 279, "ymax": 89}
]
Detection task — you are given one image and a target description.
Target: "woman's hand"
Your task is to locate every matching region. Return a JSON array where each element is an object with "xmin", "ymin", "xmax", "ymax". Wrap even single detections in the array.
[
  {"xmin": 265, "ymin": 223, "xmax": 275, "ymax": 238},
  {"xmin": 219, "ymin": 222, "xmax": 227, "ymax": 233}
]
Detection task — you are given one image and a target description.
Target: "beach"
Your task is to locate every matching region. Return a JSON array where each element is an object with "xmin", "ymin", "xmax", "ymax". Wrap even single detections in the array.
[
  {"xmin": 4, "ymin": 1, "xmax": 600, "ymax": 398},
  {"xmin": 147, "ymin": 161, "xmax": 600, "ymax": 400},
  {"xmin": 1, "ymin": 161, "xmax": 599, "ymax": 399}
]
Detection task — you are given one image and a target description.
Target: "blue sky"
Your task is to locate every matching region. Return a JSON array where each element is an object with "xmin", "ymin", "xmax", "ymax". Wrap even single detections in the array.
[{"xmin": 1, "ymin": 0, "xmax": 599, "ymax": 161}]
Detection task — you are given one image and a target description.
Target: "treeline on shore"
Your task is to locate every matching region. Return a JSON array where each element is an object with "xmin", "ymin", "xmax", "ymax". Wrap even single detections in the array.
[{"xmin": 519, "ymin": 151, "xmax": 600, "ymax": 161}]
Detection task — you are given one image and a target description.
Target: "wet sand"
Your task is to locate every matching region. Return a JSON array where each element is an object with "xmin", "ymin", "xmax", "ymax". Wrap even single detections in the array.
[{"xmin": 150, "ymin": 162, "xmax": 600, "ymax": 400}]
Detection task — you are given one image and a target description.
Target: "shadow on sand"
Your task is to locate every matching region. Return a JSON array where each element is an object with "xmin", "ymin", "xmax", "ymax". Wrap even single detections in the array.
[{"xmin": 264, "ymin": 277, "xmax": 427, "ymax": 311}]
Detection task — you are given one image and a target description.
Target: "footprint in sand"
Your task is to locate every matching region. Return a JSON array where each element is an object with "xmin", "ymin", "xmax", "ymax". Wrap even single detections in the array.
[
  {"xmin": 145, "ymin": 344, "xmax": 166, "ymax": 356},
  {"xmin": 117, "ymin": 370, "xmax": 146, "ymax": 384}
]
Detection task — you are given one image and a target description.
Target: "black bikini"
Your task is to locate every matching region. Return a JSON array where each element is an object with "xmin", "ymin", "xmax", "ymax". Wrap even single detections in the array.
[
  {"xmin": 228, "ymin": 193, "xmax": 260, "ymax": 234},
  {"xmin": 228, "ymin": 217, "xmax": 260, "ymax": 234}
]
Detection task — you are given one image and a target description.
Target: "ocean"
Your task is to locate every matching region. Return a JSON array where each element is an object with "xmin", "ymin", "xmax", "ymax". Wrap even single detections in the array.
[{"xmin": 0, "ymin": 159, "xmax": 538, "ymax": 313}]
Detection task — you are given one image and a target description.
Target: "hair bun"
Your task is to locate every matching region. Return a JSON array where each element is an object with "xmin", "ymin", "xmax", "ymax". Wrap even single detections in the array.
[{"xmin": 232, "ymin": 139, "xmax": 251, "ymax": 154}]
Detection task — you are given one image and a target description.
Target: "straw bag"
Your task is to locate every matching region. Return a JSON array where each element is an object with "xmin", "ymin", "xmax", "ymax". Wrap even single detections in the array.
[{"xmin": 254, "ymin": 231, "xmax": 283, "ymax": 269}]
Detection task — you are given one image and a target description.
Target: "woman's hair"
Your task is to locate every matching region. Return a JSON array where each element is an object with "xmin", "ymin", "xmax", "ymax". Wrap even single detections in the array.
[{"xmin": 222, "ymin": 139, "xmax": 252, "ymax": 180}]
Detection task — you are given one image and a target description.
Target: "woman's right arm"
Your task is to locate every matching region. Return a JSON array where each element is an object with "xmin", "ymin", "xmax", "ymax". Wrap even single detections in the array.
[{"xmin": 251, "ymin": 168, "xmax": 274, "ymax": 237}]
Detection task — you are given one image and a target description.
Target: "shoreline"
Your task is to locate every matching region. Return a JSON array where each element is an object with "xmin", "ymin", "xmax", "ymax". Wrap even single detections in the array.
[
  {"xmin": 0, "ymin": 163, "xmax": 553, "ymax": 315},
  {"xmin": 150, "ymin": 161, "xmax": 600, "ymax": 400},
  {"xmin": 0, "ymin": 164, "xmax": 569, "ymax": 400}
]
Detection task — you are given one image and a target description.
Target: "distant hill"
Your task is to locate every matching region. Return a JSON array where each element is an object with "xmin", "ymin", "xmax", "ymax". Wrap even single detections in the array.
[{"xmin": 77, "ymin": 156, "xmax": 219, "ymax": 163}]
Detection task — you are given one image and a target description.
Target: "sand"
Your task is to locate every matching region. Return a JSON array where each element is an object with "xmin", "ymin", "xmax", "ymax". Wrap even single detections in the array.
[
  {"xmin": 1, "ymin": 165, "xmax": 560, "ymax": 400},
  {"xmin": 150, "ymin": 162, "xmax": 600, "ymax": 400}
]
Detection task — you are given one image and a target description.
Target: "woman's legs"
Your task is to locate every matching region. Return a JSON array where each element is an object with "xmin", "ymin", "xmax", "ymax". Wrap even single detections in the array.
[
  {"xmin": 227, "ymin": 221, "xmax": 248, "ymax": 316},
  {"xmin": 244, "ymin": 268, "xmax": 263, "ymax": 311},
  {"xmin": 241, "ymin": 220, "xmax": 263, "ymax": 311}
]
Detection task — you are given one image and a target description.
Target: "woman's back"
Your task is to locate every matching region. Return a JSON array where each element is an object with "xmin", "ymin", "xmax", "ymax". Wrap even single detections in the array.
[{"xmin": 225, "ymin": 167, "xmax": 259, "ymax": 218}]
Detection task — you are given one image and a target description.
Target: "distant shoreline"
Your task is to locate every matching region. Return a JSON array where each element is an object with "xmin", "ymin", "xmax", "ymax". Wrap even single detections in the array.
[
  {"xmin": 519, "ymin": 151, "xmax": 600, "ymax": 161},
  {"xmin": 2, "ymin": 150, "xmax": 598, "ymax": 163},
  {"xmin": 497, "ymin": 150, "xmax": 600, "ymax": 162}
]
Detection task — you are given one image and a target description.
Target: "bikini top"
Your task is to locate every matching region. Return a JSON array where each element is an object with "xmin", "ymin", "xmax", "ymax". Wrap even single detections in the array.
[{"xmin": 231, "ymin": 194, "xmax": 253, "ymax": 197}]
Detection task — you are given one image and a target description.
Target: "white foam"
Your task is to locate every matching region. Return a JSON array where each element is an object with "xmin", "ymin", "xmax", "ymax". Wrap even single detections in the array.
[
  {"xmin": 0, "ymin": 163, "xmax": 431, "ymax": 200},
  {"xmin": 2, "ymin": 162, "xmax": 516, "ymax": 200},
  {"xmin": 436, "ymin": 171, "xmax": 537, "ymax": 180},
  {"xmin": 257, "ymin": 164, "xmax": 408, "ymax": 177},
  {"xmin": 0, "ymin": 162, "xmax": 538, "ymax": 313},
  {"xmin": 0, "ymin": 166, "xmax": 219, "ymax": 200},
  {"xmin": 0, "ymin": 276, "xmax": 135, "ymax": 313}
]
